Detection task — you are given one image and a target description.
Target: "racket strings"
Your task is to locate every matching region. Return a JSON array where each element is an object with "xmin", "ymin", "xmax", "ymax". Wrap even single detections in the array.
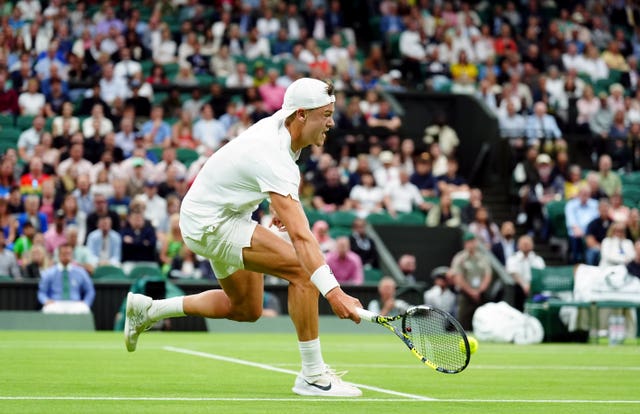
[{"xmin": 403, "ymin": 311, "xmax": 468, "ymax": 371}]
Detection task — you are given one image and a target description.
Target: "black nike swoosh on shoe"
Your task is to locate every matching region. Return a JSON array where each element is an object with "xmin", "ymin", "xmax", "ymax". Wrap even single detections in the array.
[{"xmin": 304, "ymin": 381, "xmax": 332, "ymax": 391}]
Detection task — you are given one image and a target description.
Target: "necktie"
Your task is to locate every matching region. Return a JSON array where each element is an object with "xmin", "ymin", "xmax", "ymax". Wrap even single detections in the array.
[{"xmin": 62, "ymin": 268, "xmax": 70, "ymax": 300}]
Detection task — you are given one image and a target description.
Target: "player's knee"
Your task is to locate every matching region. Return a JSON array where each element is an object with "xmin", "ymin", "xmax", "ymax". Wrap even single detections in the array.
[{"xmin": 230, "ymin": 305, "xmax": 262, "ymax": 322}]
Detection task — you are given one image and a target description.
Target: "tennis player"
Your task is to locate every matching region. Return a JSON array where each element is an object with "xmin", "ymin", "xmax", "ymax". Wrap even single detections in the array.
[{"xmin": 124, "ymin": 78, "xmax": 363, "ymax": 397}]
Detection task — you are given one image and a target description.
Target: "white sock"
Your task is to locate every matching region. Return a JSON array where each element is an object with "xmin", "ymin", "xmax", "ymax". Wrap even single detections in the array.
[
  {"xmin": 298, "ymin": 338, "xmax": 325, "ymax": 379},
  {"xmin": 148, "ymin": 296, "xmax": 185, "ymax": 321}
]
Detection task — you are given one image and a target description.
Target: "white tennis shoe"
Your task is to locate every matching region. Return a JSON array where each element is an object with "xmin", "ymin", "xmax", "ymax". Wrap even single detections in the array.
[
  {"xmin": 292, "ymin": 366, "xmax": 362, "ymax": 397},
  {"xmin": 124, "ymin": 292, "xmax": 153, "ymax": 352}
]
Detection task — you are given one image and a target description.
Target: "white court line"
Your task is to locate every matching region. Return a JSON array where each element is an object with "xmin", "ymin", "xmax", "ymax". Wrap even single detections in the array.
[
  {"xmin": 163, "ymin": 346, "xmax": 435, "ymax": 401},
  {"xmin": 0, "ymin": 396, "xmax": 638, "ymax": 404},
  {"xmin": 270, "ymin": 363, "xmax": 640, "ymax": 371}
]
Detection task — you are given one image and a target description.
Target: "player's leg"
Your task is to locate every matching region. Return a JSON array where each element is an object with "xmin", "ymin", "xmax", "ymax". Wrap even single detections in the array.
[{"xmin": 241, "ymin": 226, "xmax": 361, "ymax": 397}]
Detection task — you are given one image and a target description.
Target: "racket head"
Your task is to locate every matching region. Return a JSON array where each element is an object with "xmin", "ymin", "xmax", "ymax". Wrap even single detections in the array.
[{"xmin": 401, "ymin": 305, "xmax": 470, "ymax": 374}]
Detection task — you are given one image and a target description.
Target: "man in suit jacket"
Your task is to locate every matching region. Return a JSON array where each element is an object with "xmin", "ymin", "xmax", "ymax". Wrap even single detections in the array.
[
  {"xmin": 86, "ymin": 215, "xmax": 122, "ymax": 267},
  {"xmin": 37, "ymin": 243, "xmax": 95, "ymax": 312},
  {"xmin": 491, "ymin": 221, "xmax": 517, "ymax": 266}
]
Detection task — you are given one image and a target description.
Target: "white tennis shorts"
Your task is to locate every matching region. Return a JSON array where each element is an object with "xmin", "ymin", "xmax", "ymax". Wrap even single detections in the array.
[{"xmin": 182, "ymin": 213, "xmax": 258, "ymax": 279}]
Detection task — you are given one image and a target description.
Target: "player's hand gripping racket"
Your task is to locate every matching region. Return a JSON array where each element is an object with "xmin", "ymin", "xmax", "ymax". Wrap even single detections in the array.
[{"xmin": 356, "ymin": 306, "xmax": 470, "ymax": 374}]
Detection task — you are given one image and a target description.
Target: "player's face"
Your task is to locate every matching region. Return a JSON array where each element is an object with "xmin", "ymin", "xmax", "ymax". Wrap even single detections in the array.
[{"xmin": 303, "ymin": 103, "xmax": 335, "ymax": 147}]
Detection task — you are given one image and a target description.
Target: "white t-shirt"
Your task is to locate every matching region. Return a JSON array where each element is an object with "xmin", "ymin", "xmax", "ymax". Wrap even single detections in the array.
[
  {"xmin": 18, "ymin": 92, "xmax": 46, "ymax": 116},
  {"xmin": 180, "ymin": 115, "xmax": 300, "ymax": 239}
]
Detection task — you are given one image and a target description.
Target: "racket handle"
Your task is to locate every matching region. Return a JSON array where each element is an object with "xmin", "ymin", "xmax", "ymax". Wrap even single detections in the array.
[{"xmin": 356, "ymin": 307, "xmax": 378, "ymax": 322}]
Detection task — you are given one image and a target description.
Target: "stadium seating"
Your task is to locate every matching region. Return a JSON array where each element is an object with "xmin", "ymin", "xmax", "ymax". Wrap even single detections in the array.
[
  {"xmin": 127, "ymin": 264, "xmax": 163, "ymax": 280},
  {"xmin": 92, "ymin": 265, "xmax": 128, "ymax": 280},
  {"xmin": 364, "ymin": 267, "xmax": 383, "ymax": 284},
  {"xmin": 176, "ymin": 148, "xmax": 199, "ymax": 168}
]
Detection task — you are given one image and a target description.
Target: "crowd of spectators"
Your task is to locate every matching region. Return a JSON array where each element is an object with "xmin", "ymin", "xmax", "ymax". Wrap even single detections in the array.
[{"xmin": 2, "ymin": 1, "xmax": 640, "ymax": 328}]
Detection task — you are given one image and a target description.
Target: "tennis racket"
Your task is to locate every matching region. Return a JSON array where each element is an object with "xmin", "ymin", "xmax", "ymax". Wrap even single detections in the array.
[{"xmin": 356, "ymin": 305, "xmax": 470, "ymax": 374}]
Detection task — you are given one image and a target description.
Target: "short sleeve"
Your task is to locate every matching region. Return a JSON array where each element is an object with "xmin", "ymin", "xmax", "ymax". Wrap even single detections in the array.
[{"xmin": 255, "ymin": 153, "xmax": 300, "ymax": 201}]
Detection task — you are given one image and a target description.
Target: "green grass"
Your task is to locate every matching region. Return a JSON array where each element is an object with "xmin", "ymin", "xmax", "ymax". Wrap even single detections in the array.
[{"xmin": 0, "ymin": 331, "xmax": 639, "ymax": 413}]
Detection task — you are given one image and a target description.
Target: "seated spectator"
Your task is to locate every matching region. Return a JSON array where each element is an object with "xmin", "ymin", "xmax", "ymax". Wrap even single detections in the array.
[
  {"xmin": 86, "ymin": 215, "xmax": 122, "ymax": 267},
  {"xmin": 609, "ymin": 192, "xmax": 630, "ymax": 224},
  {"xmin": 139, "ymin": 180, "xmax": 168, "ymax": 230},
  {"xmin": 584, "ymin": 199, "xmax": 613, "ymax": 266},
  {"xmin": 367, "ymin": 100, "xmax": 402, "ymax": 134},
  {"xmin": 585, "ymin": 171, "xmax": 608, "ymax": 201},
  {"xmin": 373, "ymin": 150, "xmax": 400, "ymax": 188},
  {"xmin": 63, "ymin": 225, "xmax": 96, "ymax": 275},
  {"xmin": 107, "ymin": 179, "xmax": 131, "ymax": 222},
  {"xmin": 564, "ymin": 164, "xmax": 586, "ymax": 200},
  {"xmin": 575, "ymin": 85, "xmax": 600, "ymax": 133},
  {"xmin": 461, "ymin": 188, "xmax": 484, "ymax": 225},
  {"xmin": 409, "ymin": 153, "xmax": 437, "ymax": 198},
  {"xmin": 506, "ymin": 235, "xmax": 546, "ymax": 312},
  {"xmin": 468, "ymin": 207, "xmax": 501, "ymax": 249},
  {"xmin": 450, "ymin": 232, "xmax": 492, "ymax": 330},
  {"xmin": 599, "ymin": 221, "xmax": 635, "ymax": 267},
  {"xmin": 368, "ymin": 276, "xmax": 411, "ymax": 316},
  {"xmin": 52, "ymin": 101, "xmax": 80, "ymax": 139},
  {"xmin": 124, "ymin": 80, "xmax": 151, "ymax": 118},
  {"xmin": 398, "ymin": 253, "xmax": 418, "ymax": 283},
  {"xmin": 86, "ymin": 192, "xmax": 121, "ymax": 237},
  {"xmin": 325, "ymin": 237, "xmax": 364, "ymax": 286},
  {"xmin": 349, "ymin": 218, "xmax": 379, "ymax": 269},
  {"xmin": 159, "ymin": 213, "xmax": 184, "ymax": 277},
  {"xmin": 152, "ymin": 24, "xmax": 177, "ymax": 65},
  {"xmin": 37, "ymin": 243, "xmax": 95, "ymax": 313},
  {"xmin": 57, "ymin": 143, "xmax": 92, "ymax": 178},
  {"xmin": 18, "ymin": 77, "xmax": 45, "ymax": 116},
  {"xmin": 21, "ymin": 244, "xmax": 50, "ymax": 279},
  {"xmin": 258, "ymin": 69, "xmax": 286, "ymax": 114},
  {"xmin": 436, "ymin": 157, "xmax": 470, "ymax": 198},
  {"xmin": 0, "ymin": 231, "xmax": 21, "ymax": 279},
  {"xmin": 120, "ymin": 210, "xmax": 157, "ymax": 264},
  {"xmin": 311, "ymin": 220, "xmax": 336, "ymax": 255},
  {"xmin": 423, "ymin": 266, "xmax": 456, "ymax": 316},
  {"xmin": 426, "ymin": 190, "xmax": 461, "ymax": 228},
  {"xmin": 152, "ymin": 147, "xmax": 187, "ymax": 184},
  {"xmin": 82, "ymin": 104, "xmax": 114, "ymax": 140},
  {"xmin": 43, "ymin": 209, "xmax": 67, "ymax": 255},
  {"xmin": 17, "ymin": 195, "xmax": 48, "ymax": 236},
  {"xmin": 225, "ymin": 62, "xmax": 254, "ymax": 88},
  {"xmin": 312, "ymin": 167, "xmax": 351, "ymax": 212},
  {"xmin": 491, "ymin": 221, "xmax": 517, "ymax": 266},
  {"xmin": 17, "ymin": 116, "xmax": 46, "ymax": 162},
  {"xmin": 193, "ymin": 103, "xmax": 226, "ymax": 152},
  {"xmin": 627, "ymin": 208, "xmax": 640, "ymax": 242},
  {"xmin": 348, "ymin": 171, "xmax": 384, "ymax": 218},
  {"xmin": 499, "ymin": 100, "xmax": 527, "ymax": 152},
  {"xmin": 525, "ymin": 101, "xmax": 564, "ymax": 152},
  {"xmin": 383, "ymin": 170, "xmax": 430, "ymax": 217},
  {"xmin": 625, "ymin": 240, "xmax": 640, "ymax": 278},
  {"xmin": 565, "ymin": 184, "xmax": 599, "ymax": 264},
  {"xmin": 141, "ymin": 106, "xmax": 171, "ymax": 147},
  {"xmin": 596, "ymin": 154, "xmax": 622, "ymax": 198}
]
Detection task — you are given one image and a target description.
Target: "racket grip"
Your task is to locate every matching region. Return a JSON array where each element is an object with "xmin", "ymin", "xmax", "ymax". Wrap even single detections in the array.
[{"xmin": 356, "ymin": 308, "xmax": 378, "ymax": 322}]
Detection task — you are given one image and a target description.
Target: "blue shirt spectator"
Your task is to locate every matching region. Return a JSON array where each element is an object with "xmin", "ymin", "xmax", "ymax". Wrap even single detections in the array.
[
  {"xmin": 141, "ymin": 106, "xmax": 172, "ymax": 146},
  {"xmin": 565, "ymin": 187, "xmax": 599, "ymax": 238},
  {"xmin": 86, "ymin": 216, "xmax": 122, "ymax": 267},
  {"xmin": 37, "ymin": 244, "xmax": 95, "ymax": 307},
  {"xmin": 525, "ymin": 102, "xmax": 563, "ymax": 144}
]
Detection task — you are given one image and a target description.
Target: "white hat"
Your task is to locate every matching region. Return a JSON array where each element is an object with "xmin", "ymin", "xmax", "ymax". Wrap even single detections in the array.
[{"xmin": 273, "ymin": 78, "xmax": 336, "ymax": 120}]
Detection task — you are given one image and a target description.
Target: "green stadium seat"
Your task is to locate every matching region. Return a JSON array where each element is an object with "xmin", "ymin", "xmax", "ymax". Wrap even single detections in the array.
[
  {"xmin": 176, "ymin": 148, "xmax": 199, "ymax": 168},
  {"xmin": 395, "ymin": 211, "xmax": 426, "ymax": 225},
  {"xmin": 364, "ymin": 267, "xmax": 383, "ymax": 284},
  {"xmin": 304, "ymin": 208, "xmax": 331, "ymax": 227},
  {"xmin": 0, "ymin": 274, "xmax": 13, "ymax": 281},
  {"xmin": 0, "ymin": 127, "xmax": 22, "ymax": 143},
  {"xmin": 0, "ymin": 141, "xmax": 16, "ymax": 155},
  {"xmin": 621, "ymin": 172, "xmax": 640, "ymax": 186},
  {"xmin": 163, "ymin": 63, "xmax": 180, "ymax": 77},
  {"xmin": 0, "ymin": 114, "xmax": 14, "ymax": 127},
  {"xmin": 366, "ymin": 212, "xmax": 397, "ymax": 225},
  {"xmin": 329, "ymin": 211, "xmax": 358, "ymax": 228},
  {"xmin": 16, "ymin": 115, "xmax": 35, "ymax": 131},
  {"xmin": 622, "ymin": 187, "xmax": 640, "ymax": 206},
  {"xmin": 329, "ymin": 227, "xmax": 352, "ymax": 239},
  {"xmin": 92, "ymin": 265, "xmax": 127, "ymax": 280},
  {"xmin": 128, "ymin": 264, "xmax": 163, "ymax": 280},
  {"xmin": 545, "ymin": 200, "xmax": 568, "ymax": 239},
  {"xmin": 195, "ymin": 73, "xmax": 215, "ymax": 86}
]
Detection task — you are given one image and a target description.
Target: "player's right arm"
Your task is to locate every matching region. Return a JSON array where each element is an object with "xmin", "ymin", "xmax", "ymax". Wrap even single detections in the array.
[{"xmin": 269, "ymin": 192, "xmax": 362, "ymax": 322}]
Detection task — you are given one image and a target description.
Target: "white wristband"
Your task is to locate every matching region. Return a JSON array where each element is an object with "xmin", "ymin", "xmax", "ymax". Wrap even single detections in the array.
[{"xmin": 310, "ymin": 264, "xmax": 340, "ymax": 297}]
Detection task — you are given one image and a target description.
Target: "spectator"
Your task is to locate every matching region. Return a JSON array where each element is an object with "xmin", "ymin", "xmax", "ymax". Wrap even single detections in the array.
[
  {"xmin": 52, "ymin": 101, "xmax": 80, "ymax": 139},
  {"xmin": 436, "ymin": 157, "xmax": 470, "ymax": 198},
  {"xmin": 86, "ymin": 192, "xmax": 121, "ymax": 237},
  {"xmin": 625, "ymin": 240, "xmax": 640, "ymax": 278},
  {"xmin": 575, "ymin": 85, "xmax": 600, "ymax": 133},
  {"xmin": 565, "ymin": 184, "xmax": 599, "ymax": 264},
  {"xmin": 564, "ymin": 164, "xmax": 586, "ymax": 200},
  {"xmin": 57, "ymin": 143, "xmax": 92, "ymax": 178},
  {"xmin": 349, "ymin": 218, "xmax": 378, "ymax": 269},
  {"xmin": 468, "ymin": 206, "xmax": 501, "ymax": 249},
  {"xmin": 311, "ymin": 220, "xmax": 336, "ymax": 255},
  {"xmin": 193, "ymin": 103, "xmax": 226, "ymax": 152},
  {"xmin": 491, "ymin": 221, "xmax": 517, "ymax": 266},
  {"xmin": 17, "ymin": 115, "xmax": 46, "ymax": 161},
  {"xmin": 506, "ymin": 235, "xmax": 546, "ymax": 312},
  {"xmin": 325, "ymin": 237, "xmax": 363, "ymax": 286},
  {"xmin": 63, "ymin": 224, "xmax": 96, "ymax": 275},
  {"xmin": 120, "ymin": 210, "xmax": 157, "ymax": 264},
  {"xmin": 86, "ymin": 215, "xmax": 122, "ymax": 267},
  {"xmin": 410, "ymin": 153, "xmax": 437, "ymax": 198},
  {"xmin": 599, "ymin": 221, "xmax": 635, "ymax": 267},
  {"xmin": 124, "ymin": 80, "xmax": 151, "ymax": 118},
  {"xmin": 367, "ymin": 100, "xmax": 402, "ymax": 134},
  {"xmin": 373, "ymin": 150, "xmax": 400, "ymax": 189},
  {"xmin": 141, "ymin": 106, "xmax": 171, "ymax": 147},
  {"xmin": 98, "ymin": 63, "xmax": 129, "ymax": 107},
  {"xmin": 383, "ymin": 170, "xmax": 430, "ymax": 218},
  {"xmin": 81, "ymin": 104, "xmax": 114, "ymax": 140},
  {"xmin": 426, "ymin": 189, "xmax": 462, "ymax": 228},
  {"xmin": 225, "ymin": 62, "xmax": 254, "ymax": 88},
  {"xmin": 0, "ymin": 231, "xmax": 21, "ymax": 279},
  {"xmin": 139, "ymin": 180, "xmax": 167, "ymax": 230},
  {"xmin": 0, "ymin": 71, "xmax": 19, "ymax": 114},
  {"xmin": 348, "ymin": 171, "xmax": 384, "ymax": 219},
  {"xmin": 43, "ymin": 209, "xmax": 67, "ymax": 255},
  {"xmin": 596, "ymin": 154, "xmax": 622, "ymax": 198},
  {"xmin": 18, "ymin": 77, "xmax": 45, "ymax": 116},
  {"xmin": 259, "ymin": 69, "xmax": 287, "ymax": 114},
  {"xmin": 423, "ymin": 266, "xmax": 456, "ymax": 316},
  {"xmin": 423, "ymin": 112, "xmax": 460, "ymax": 158},
  {"xmin": 584, "ymin": 199, "xmax": 613, "ymax": 266},
  {"xmin": 312, "ymin": 167, "xmax": 351, "ymax": 212},
  {"xmin": 368, "ymin": 276, "xmax": 411, "ymax": 316},
  {"xmin": 37, "ymin": 243, "xmax": 95, "ymax": 313},
  {"xmin": 525, "ymin": 101, "xmax": 564, "ymax": 151},
  {"xmin": 152, "ymin": 24, "xmax": 177, "ymax": 65},
  {"xmin": 16, "ymin": 194, "xmax": 48, "ymax": 235},
  {"xmin": 21, "ymin": 244, "xmax": 50, "ymax": 279},
  {"xmin": 398, "ymin": 253, "xmax": 418, "ymax": 283},
  {"xmin": 627, "ymin": 208, "xmax": 640, "ymax": 242},
  {"xmin": 608, "ymin": 192, "xmax": 630, "ymax": 224},
  {"xmin": 499, "ymin": 100, "xmax": 527, "ymax": 151},
  {"xmin": 450, "ymin": 231, "xmax": 492, "ymax": 330}
]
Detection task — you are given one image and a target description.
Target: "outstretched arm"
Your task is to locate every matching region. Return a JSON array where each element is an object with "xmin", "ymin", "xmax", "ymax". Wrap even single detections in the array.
[{"xmin": 269, "ymin": 192, "xmax": 362, "ymax": 322}]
